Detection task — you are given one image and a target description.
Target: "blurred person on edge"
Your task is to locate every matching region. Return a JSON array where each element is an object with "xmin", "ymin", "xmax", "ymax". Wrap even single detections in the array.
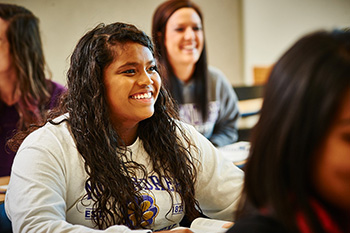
[
  {"xmin": 0, "ymin": 3, "xmax": 66, "ymax": 177},
  {"xmin": 228, "ymin": 30, "xmax": 350, "ymax": 233}
]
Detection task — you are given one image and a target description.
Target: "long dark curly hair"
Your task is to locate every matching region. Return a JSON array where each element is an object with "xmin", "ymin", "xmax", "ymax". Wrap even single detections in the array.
[{"xmin": 9, "ymin": 22, "xmax": 201, "ymax": 229}]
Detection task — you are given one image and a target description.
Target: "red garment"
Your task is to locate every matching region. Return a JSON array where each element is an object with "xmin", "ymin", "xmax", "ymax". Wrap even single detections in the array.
[{"xmin": 296, "ymin": 199, "xmax": 344, "ymax": 233}]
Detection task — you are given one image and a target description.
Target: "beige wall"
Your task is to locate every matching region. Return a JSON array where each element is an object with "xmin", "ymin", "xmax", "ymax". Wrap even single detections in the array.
[
  {"xmin": 242, "ymin": 0, "xmax": 350, "ymax": 84},
  {"xmin": 1, "ymin": 0, "xmax": 243, "ymax": 85},
  {"xmin": 3, "ymin": 0, "xmax": 349, "ymax": 86}
]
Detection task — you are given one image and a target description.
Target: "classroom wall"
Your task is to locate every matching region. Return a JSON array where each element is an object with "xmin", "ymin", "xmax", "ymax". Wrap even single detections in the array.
[
  {"xmin": 2, "ymin": 0, "xmax": 349, "ymax": 86},
  {"xmin": 1, "ymin": 0, "xmax": 243, "ymax": 85},
  {"xmin": 242, "ymin": 0, "xmax": 350, "ymax": 84}
]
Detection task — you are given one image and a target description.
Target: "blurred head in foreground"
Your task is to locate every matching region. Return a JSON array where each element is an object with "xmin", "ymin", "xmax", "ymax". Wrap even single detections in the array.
[{"xmin": 235, "ymin": 30, "xmax": 350, "ymax": 233}]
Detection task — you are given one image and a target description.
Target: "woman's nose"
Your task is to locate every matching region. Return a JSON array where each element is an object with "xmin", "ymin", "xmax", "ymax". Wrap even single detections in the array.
[
  {"xmin": 137, "ymin": 71, "xmax": 154, "ymax": 86},
  {"xmin": 184, "ymin": 27, "xmax": 195, "ymax": 40}
]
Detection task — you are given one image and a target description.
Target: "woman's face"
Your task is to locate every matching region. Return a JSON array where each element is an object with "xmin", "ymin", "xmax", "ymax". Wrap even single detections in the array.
[
  {"xmin": 0, "ymin": 18, "xmax": 13, "ymax": 76},
  {"xmin": 313, "ymin": 90, "xmax": 350, "ymax": 210},
  {"xmin": 164, "ymin": 7, "xmax": 204, "ymax": 68},
  {"xmin": 103, "ymin": 42, "xmax": 161, "ymax": 130}
]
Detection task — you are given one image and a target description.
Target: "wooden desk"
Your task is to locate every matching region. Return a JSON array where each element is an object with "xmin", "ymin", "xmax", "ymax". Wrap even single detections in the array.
[
  {"xmin": 0, "ymin": 176, "xmax": 10, "ymax": 203},
  {"xmin": 237, "ymin": 98, "xmax": 263, "ymax": 131},
  {"xmin": 238, "ymin": 98, "xmax": 263, "ymax": 117}
]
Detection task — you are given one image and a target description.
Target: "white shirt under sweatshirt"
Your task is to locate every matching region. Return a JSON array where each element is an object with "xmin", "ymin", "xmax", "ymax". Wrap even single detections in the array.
[{"xmin": 5, "ymin": 114, "xmax": 243, "ymax": 233}]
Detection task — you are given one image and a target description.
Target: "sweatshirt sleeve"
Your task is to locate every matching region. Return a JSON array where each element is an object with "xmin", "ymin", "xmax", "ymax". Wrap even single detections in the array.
[
  {"xmin": 5, "ymin": 127, "xmax": 151, "ymax": 233},
  {"xmin": 208, "ymin": 67, "xmax": 240, "ymax": 147},
  {"xmin": 182, "ymin": 122, "xmax": 244, "ymax": 221}
]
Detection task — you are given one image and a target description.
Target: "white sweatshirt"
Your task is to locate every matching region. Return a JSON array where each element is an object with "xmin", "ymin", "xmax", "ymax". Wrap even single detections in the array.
[{"xmin": 5, "ymin": 114, "xmax": 243, "ymax": 233}]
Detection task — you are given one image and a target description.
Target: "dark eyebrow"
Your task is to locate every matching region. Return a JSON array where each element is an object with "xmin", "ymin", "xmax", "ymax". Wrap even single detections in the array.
[
  {"xmin": 117, "ymin": 60, "xmax": 155, "ymax": 70},
  {"xmin": 147, "ymin": 60, "xmax": 156, "ymax": 65},
  {"xmin": 118, "ymin": 62, "xmax": 138, "ymax": 69}
]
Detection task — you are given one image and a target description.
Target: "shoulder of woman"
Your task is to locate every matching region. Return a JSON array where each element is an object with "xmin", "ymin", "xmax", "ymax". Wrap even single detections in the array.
[
  {"xmin": 208, "ymin": 66, "xmax": 226, "ymax": 78},
  {"xmin": 174, "ymin": 120, "xmax": 204, "ymax": 144},
  {"xmin": 23, "ymin": 114, "xmax": 69, "ymax": 142},
  {"xmin": 174, "ymin": 119, "xmax": 215, "ymax": 151},
  {"xmin": 207, "ymin": 66, "xmax": 232, "ymax": 86},
  {"xmin": 45, "ymin": 80, "xmax": 67, "ymax": 108},
  {"xmin": 16, "ymin": 114, "xmax": 73, "ymax": 164},
  {"xmin": 49, "ymin": 80, "xmax": 67, "ymax": 93},
  {"xmin": 174, "ymin": 119, "xmax": 197, "ymax": 135}
]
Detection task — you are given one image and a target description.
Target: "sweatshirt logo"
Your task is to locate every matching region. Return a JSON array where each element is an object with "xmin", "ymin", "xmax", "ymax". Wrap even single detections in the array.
[
  {"xmin": 83, "ymin": 176, "xmax": 171, "ymax": 225},
  {"xmin": 128, "ymin": 193, "xmax": 159, "ymax": 227},
  {"xmin": 179, "ymin": 101, "xmax": 219, "ymax": 134}
]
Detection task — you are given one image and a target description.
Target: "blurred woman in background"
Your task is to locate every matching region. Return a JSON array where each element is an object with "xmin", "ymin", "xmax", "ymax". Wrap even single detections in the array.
[{"xmin": 152, "ymin": 0, "xmax": 240, "ymax": 147}]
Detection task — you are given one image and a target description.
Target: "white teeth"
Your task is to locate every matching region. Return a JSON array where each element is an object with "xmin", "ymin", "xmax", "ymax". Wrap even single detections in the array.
[
  {"xmin": 183, "ymin": 44, "xmax": 196, "ymax": 50},
  {"xmin": 132, "ymin": 92, "xmax": 152, "ymax": 99}
]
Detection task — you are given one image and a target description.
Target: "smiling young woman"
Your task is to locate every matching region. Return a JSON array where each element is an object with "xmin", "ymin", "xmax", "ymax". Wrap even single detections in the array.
[{"xmin": 5, "ymin": 22, "xmax": 244, "ymax": 233}]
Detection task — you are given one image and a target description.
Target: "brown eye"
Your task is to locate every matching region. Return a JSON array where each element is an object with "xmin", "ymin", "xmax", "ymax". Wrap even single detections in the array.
[
  {"xmin": 148, "ymin": 65, "xmax": 158, "ymax": 72},
  {"xmin": 175, "ymin": 28, "xmax": 185, "ymax": 32},
  {"xmin": 122, "ymin": 69, "xmax": 136, "ymax": 74}
]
